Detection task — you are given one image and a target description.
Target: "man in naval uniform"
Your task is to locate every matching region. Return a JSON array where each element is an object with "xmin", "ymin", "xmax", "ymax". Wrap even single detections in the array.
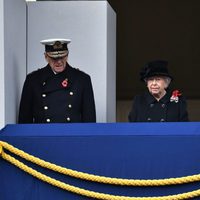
[{"xmin": 18, "ymin": 38, "xmax": 96, "ymax": 123}]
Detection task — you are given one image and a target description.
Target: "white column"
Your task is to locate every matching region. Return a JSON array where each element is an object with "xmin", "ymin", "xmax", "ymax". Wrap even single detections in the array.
[
  {"xmin": 0, "ymin": 0, "xmax": 26, "ymax": 129},
  {"xmin": 0, "ymin": 0, "xmax": 5, "ymax": 129}
]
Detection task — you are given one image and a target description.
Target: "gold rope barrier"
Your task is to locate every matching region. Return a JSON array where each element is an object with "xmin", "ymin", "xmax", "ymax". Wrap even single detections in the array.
[
  {"xmin": 1, "ymin": 140, "xmax": 200, "ymax": 199},
  {"xmin": 0, "ymin": 141, "xmax": 200, "ymax": 186}
]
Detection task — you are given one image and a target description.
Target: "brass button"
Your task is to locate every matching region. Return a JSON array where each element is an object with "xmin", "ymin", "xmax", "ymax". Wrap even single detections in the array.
[
  {"xmin": 46, "ymin": 118, "xmax": 51, "ymax": 122},
  {"xmin": 67, "ymin": 117, "xmax": 71, "ymax": 121}
]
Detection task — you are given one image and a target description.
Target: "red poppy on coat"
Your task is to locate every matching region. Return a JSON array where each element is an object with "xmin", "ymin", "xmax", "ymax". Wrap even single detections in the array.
[
  {"xmin": 61, "ymin": 79, "xmax": 68, "ymax": 88},
  {"xmin": 170, "ymin": 90, "xmax": 182, "ymax": 103}
]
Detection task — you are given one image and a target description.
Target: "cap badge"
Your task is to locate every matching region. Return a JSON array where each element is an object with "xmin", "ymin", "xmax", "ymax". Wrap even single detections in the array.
[{"xmin": 53, "ymin": 41, "xmax": 63, "ymax": 50}]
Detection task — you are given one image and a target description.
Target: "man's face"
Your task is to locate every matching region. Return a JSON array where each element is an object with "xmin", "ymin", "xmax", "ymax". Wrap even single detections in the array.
[{"xmin": 45, "ymin": 53, "xmax": 68, "ymax": 73}]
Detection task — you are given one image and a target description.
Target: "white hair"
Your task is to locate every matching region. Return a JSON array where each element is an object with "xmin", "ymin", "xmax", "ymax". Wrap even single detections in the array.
[{"xmin": 164, "ymin": 77, "xmax": 171, "ymax": 88}]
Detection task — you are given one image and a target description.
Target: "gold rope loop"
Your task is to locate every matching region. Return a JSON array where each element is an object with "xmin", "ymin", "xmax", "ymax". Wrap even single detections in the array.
[
  {"xmin": 1, "ymin": 149, "xmax": 200, "ymax": 200},
  {"xmin": 1, "ymin": 140, "xmax": 200, "ymax": 200},
  {"xmin": 0, "ymin": 143, "xmax": 2, "ymax": 155},
  {"xmin": 0, "ymin": 140, "xmax": 200, "ymax": 187}
]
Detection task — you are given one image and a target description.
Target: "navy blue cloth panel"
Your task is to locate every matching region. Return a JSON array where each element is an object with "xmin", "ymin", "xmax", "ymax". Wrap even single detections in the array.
[{"xmin": 1, "ymin": 123, "xmax": 200, "ymax": 199}]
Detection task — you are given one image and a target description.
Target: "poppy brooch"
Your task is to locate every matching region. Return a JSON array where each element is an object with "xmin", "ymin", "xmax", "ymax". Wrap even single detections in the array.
[
  {"xmin": 61, "ymin": 78, "xmax": 68, "ymax": 88},
  {"xmin": 170, "ymin": 90, "xmax": 182, "ymax": 103}
]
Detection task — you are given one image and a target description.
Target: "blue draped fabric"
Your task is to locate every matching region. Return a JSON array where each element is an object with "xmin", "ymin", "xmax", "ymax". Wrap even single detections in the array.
[{"xmin": 1, "ymin": 123, "xmax": 200, "ymax": 199}]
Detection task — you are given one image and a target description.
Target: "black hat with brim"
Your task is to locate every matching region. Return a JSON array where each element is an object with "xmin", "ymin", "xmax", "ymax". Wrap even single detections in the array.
[{"xmin": 140, "ymin": 60, "xmax": 173, "ymax": 81}]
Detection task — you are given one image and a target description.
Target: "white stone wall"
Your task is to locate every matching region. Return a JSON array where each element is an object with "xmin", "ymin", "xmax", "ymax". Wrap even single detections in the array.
[
  {"xmin": 0, "ymin": 0, "xmax": 5, "ymax": 129},
  {"xmin": 0, "ymin": 0, "xmax": 26, "ymax": 129}
]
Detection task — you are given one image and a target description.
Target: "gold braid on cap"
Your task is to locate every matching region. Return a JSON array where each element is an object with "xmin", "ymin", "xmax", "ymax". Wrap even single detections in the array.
[{"xmin": 47, "ymin": 50, "xmax": 68, "ymax": 58}]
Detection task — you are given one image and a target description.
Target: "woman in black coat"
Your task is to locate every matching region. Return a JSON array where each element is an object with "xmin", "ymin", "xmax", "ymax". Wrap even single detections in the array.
[{"xmin": 128, "ymin": 60, "xmax": 189, "ymax": 122}]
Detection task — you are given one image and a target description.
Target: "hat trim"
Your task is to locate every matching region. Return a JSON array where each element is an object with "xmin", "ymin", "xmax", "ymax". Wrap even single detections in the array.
[
  {"xmin": 46, "ymin": 51, "xmax": 68, "ymax": 58},
  {"xmin": 40, "ymin": 38, "xmax": 71, "ymax": 45},
  {"xmin": 143, "ymin": 73, "xmax": 173, "ymax": 81}
]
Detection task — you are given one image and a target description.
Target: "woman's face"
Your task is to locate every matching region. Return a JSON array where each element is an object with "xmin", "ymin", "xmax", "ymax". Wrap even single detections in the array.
[{"xmin": 146, "ymin": 76, "xmax": 169, "ymax": 98}]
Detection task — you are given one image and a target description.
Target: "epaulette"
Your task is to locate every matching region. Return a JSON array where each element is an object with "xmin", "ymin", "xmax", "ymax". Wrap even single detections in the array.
[
  {"xmin": 27, "ymin": 68, "xmax": 41, "ymax": 76},
  {"xmin": 75, "ymin": 67, "xmax": 86, "ymax": 74}
]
